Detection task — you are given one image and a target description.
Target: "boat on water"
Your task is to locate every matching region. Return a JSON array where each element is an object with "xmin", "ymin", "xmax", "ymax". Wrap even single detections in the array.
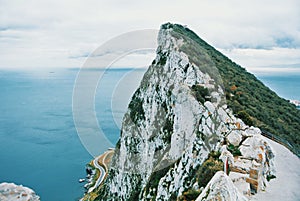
[{"xmin": 79, "ymin": 178, "xmax": 85, "ymax": 183}]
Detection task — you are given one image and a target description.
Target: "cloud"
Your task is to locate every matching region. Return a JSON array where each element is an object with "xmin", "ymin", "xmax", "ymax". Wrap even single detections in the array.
[
  {"xmin": 275, "ymin": 36, "xmax": 300, "ymax": 48},
  {"xmin": 0, "ymin": 0, "xmax": 299, "ymax": 70},
  {"xmin": 220, "ymin": 48, "xmax": 300, "ymax": 69},
  {"xmin": 0, "ymin": 25, "xmax": 37, "ymax": 31}
]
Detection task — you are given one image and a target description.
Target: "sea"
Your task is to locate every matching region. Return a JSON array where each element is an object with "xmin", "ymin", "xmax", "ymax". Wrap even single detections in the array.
[{"xmin": 0, "ymin": 68, "xmax": 299, "ymax": 201}]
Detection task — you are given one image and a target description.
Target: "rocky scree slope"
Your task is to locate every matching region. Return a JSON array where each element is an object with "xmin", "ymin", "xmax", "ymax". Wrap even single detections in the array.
[{"xmin": 94, "ymin": 23, "xmax": 278, "ymax": 200}]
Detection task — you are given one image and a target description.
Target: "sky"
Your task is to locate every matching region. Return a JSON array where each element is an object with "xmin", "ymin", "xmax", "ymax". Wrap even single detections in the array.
[{"xmin": 0, "ymin": 0, "xmax": 300, "ymax": 73}]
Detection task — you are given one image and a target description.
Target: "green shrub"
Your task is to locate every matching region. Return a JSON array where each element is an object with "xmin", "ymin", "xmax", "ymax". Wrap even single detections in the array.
[
  {"xmin": 191, "ymin": 85, "xmax": 210, "ymax": 104},
  {"xmin": 197, "ymin": 152, "xmax": 223, "ymax": 188},
  {"xmin": 236, "ymin": 110, "xmax": 254, "ymax": 126},
  {"xmin": 227, "ymin": 143, "xmax": 242, "ymax": 156},
  {"xmin": 178, "ymin": 189, "xmax": 201, "ymax": 201},
  {"xmin": 157, "ymin": 54, "xmax": 167, "ymax": 66}
]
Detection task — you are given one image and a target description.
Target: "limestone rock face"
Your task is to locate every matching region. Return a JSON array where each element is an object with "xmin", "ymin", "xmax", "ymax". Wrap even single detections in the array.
[
  {"xmin": 0, "ymin": 182, "xmax": 40, "ymax": 201},
  {"xmin": 227, "ymin": 130, "xmax": 242, "ymax": 146},
  {"xmin": 96, "ymin": 23, "xmax": 276, "ymax": 201},
  {"xmin": 196, "ymin": 171, "xmax": 248, "ymax": 201}
]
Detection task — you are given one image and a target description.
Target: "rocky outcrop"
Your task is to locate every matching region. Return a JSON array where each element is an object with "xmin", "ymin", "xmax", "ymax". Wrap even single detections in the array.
[
  {"xmin": 196, "ymin": 128, "xmax": 276, "ymax": 200},
  {"xmin": 95, "ymin": 23, "xmax": 276, "ymax": 200},
  {"xmin": 196, "ymin": 171, "xmax": 247, "ymax": 201},
  {"xmin": 230, "ymin": 133, "xmax": 276, "ymax": 194},
  {"xmin": 0, "ymin": 182, "xmax": 40, "ymax": 201}
]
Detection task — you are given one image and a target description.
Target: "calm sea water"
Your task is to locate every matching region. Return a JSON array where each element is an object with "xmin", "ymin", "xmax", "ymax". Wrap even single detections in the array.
[
  {"xmin": 0, "ymin": 68, "xmax": 299, "ymax": 201},
  {"xmin": 256, "ymin": 74, "xmax": 300, "ymax": 101}
]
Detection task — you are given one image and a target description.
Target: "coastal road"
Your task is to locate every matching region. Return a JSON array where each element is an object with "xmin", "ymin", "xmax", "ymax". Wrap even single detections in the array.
[
  {"xmin": 88, "ymin": 150, "xmax": 114, "ymax": 193},
  {"xmin": 88, "ymin": 156, "xmax": 105, "ymax": 193}
]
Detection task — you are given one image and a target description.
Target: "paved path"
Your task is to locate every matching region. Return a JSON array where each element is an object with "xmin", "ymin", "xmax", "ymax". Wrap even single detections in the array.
[{"xmin": 251, "ymin": 137, "xmax": 300, "ymax": 201}]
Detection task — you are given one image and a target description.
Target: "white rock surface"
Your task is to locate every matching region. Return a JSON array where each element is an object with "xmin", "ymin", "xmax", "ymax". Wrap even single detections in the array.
[
  {"xmin": 101, "ymin": 22, "xmax": 230, "ymax": 201},
  {"xmin": 227, "ymin": 130, "xmax": 242, "ymax": 146},
  {"xmin": 0, "ymin": 182, "xmax": 40, "ymax": 201},
  {"xmin": 196, "ymin": 171, "xmax": 248, "ymax": 201},
  {"xmin": 240, "ymin": 134, "xmax": 276, "ymax": 177},
  {"xmin": 98, "ymin": 23, "xmax": 277, "ymax": 201}
]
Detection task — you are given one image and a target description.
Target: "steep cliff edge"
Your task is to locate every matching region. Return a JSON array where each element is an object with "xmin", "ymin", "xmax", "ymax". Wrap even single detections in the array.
[{"xmin": 89, "ymin": 23, "xmax": 285, "ymax": 200}]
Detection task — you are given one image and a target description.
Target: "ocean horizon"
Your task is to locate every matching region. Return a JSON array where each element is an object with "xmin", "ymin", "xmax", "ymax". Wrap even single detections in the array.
[{"xmin": 0, "ymin": 68, "xmax": 299, "ymax": 201}]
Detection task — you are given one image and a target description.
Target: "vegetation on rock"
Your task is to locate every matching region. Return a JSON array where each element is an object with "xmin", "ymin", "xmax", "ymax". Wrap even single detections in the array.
[
  {"xmin": 168, "ymin": 23, "xmax": 300, "ymax": 156},
  {"xmin": 196, "ymin": 151, "xmax": 224, "ymax": 188},
  {"xmin": 191, "ymin": 85, "xmax": 210, "ymax": 104},
  {"xmin": 227, "ymin": 143, "xmax": 242, "ymax": 157},
  {"xmin": 178, "ymin": 189, "xmax": 201, "ymax": 201},
  {"xmin": 128, "ymin": 89, "xmax": 145, "ymax": 124}
]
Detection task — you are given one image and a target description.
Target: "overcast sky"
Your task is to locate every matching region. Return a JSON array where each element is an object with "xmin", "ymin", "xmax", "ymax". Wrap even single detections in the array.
[{"xmin": 0, "ymin": 0, "xmax": 299, "ymax": 72}]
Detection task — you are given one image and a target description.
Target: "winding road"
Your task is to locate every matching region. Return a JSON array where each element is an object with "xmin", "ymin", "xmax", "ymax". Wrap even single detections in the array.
[{"xmin": 88, "ymin": 149, "xmax": 114, "ymax": 193}]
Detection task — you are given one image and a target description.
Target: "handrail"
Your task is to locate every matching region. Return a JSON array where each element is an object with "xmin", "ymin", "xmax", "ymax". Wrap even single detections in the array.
[{"xmin": 261, "ymin": 129, "xmax": 299, "ymax": 157}]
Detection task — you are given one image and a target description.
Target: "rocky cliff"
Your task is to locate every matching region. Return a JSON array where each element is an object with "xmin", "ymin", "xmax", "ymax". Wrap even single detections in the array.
[{"xmin": 92, "ymin": 23, "xmax": 277, "ymax": 201}]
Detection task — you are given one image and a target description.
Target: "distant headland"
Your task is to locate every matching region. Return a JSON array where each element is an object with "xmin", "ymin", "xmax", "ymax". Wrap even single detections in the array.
[{"xmin": 290, "ymin": 100, "xmax": 300, "ymax": 108}]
